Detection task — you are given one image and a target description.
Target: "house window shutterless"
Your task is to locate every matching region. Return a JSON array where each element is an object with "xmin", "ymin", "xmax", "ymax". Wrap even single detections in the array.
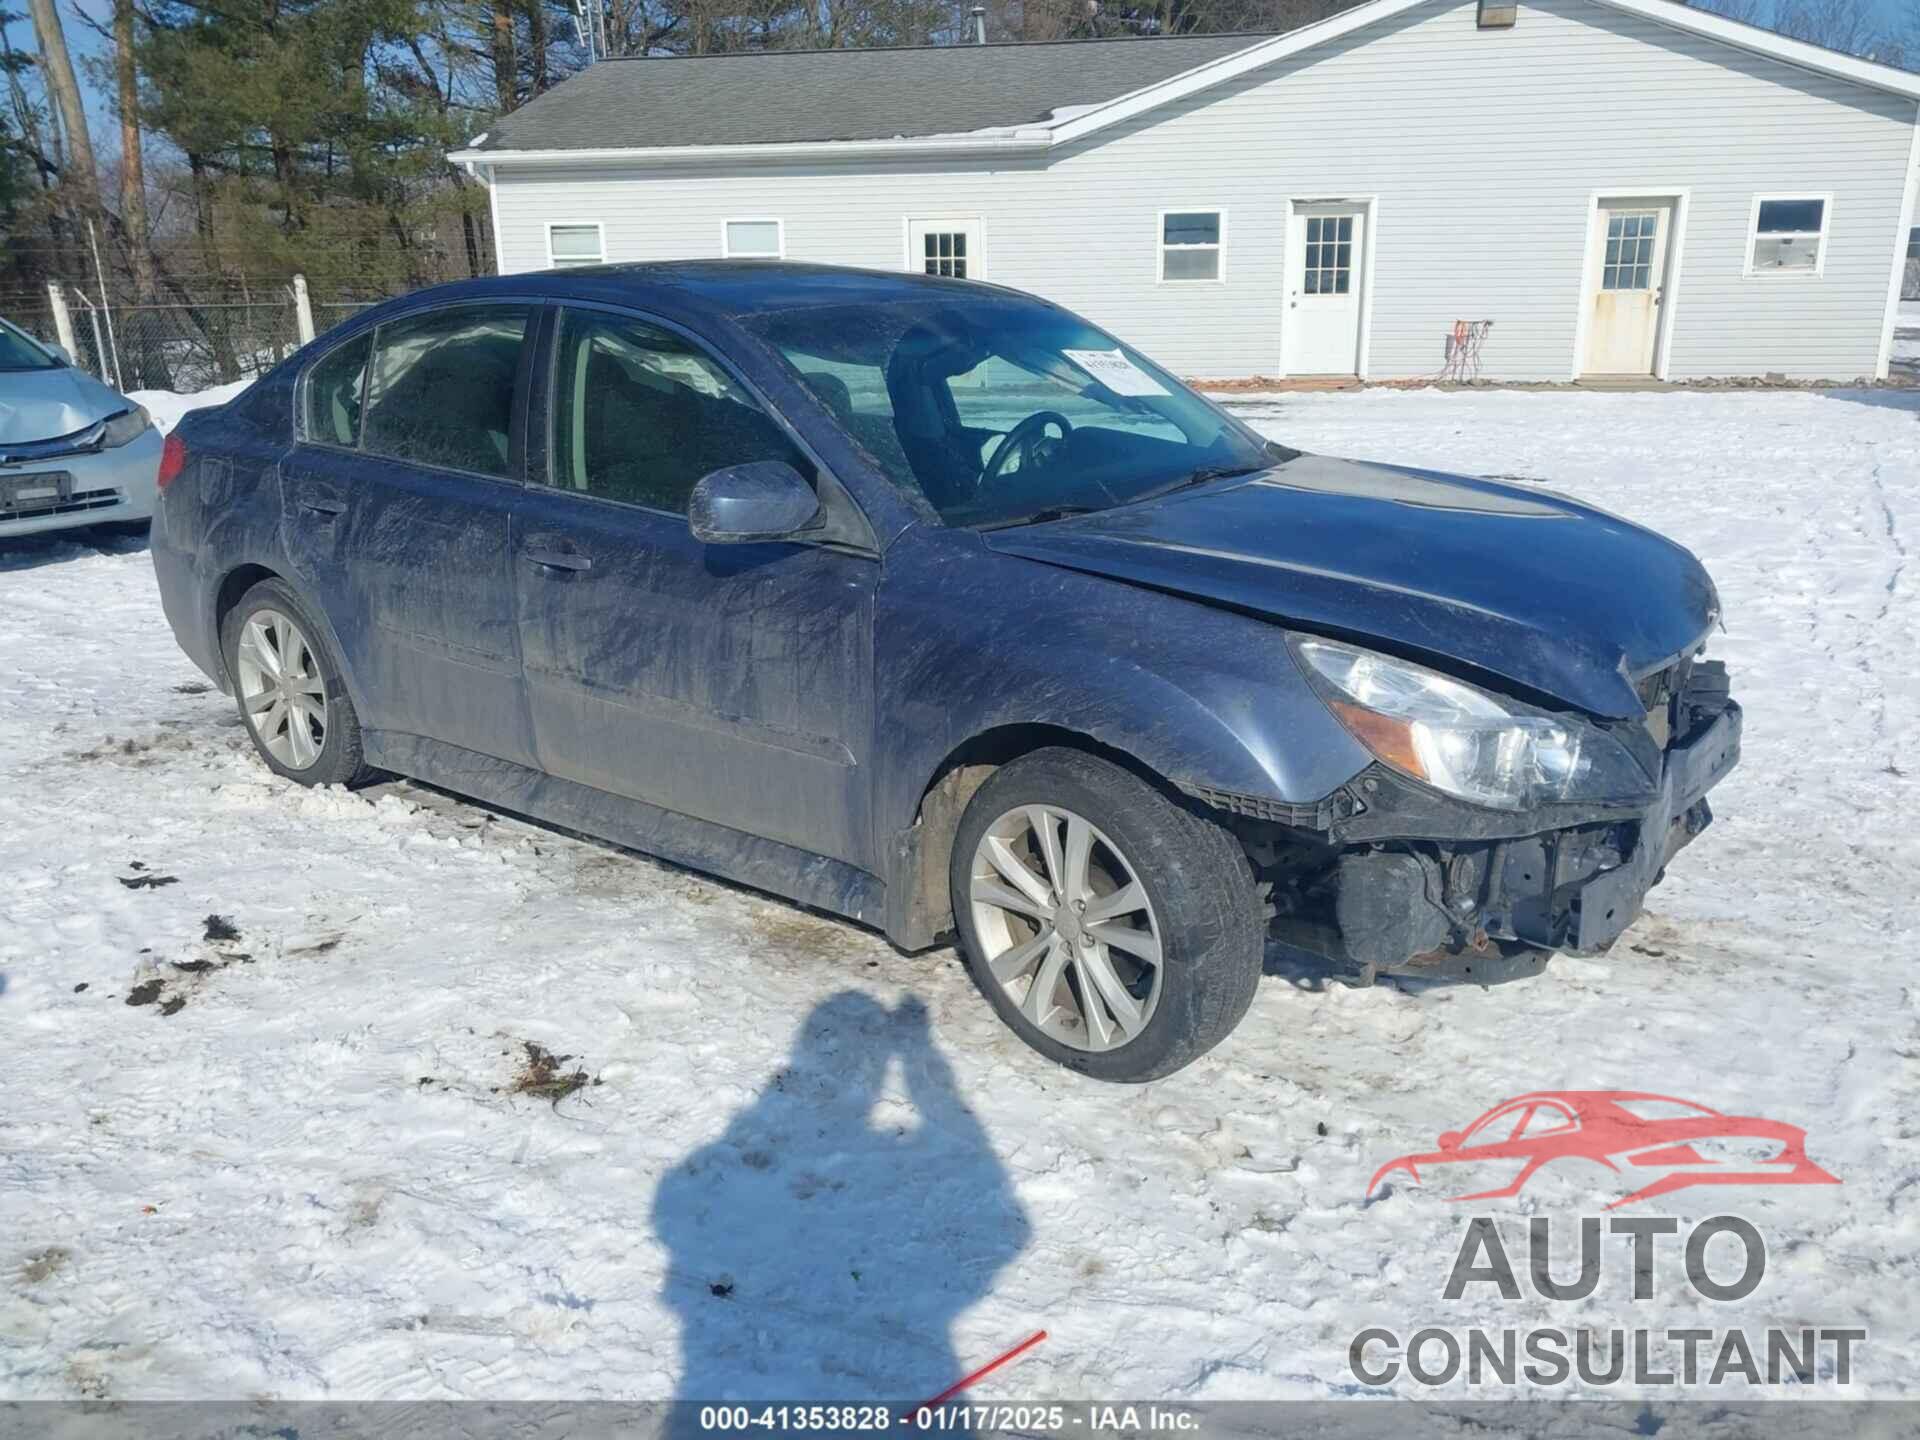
[
  {"xmin": 723, "ymin": 220, "xmax": 785, "ymax": 259},
  {"xmin": 1747, "ymin": 197, "xmax": 1828, "ymax": 275},
  {"xmin": 547, "ymin": 222, "xmax": 605, "ymax": 268},
  {"xmin": 1159, "ymin": 210, "xmax": 1224, "ymax": 282}
]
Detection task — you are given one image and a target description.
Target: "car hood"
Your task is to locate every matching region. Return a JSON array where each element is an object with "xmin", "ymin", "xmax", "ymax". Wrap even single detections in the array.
[
  {"xmin": 0, "ymin": 365, "xmax": 125, "ymax": 446},
  {"xmin": 982, "ymin": 454, "xmax": 1719, "ymax": 718}
]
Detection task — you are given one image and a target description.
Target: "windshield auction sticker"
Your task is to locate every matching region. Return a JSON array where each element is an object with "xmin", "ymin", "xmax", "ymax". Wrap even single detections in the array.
[{"xmin": 1061, "ymin": 348, "xmax": 1170, "ymax": 397}]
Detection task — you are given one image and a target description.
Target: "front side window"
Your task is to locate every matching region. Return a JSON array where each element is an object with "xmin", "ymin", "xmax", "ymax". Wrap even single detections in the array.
[
  {"xmin": 1516, "ymin": 1104, "xmax": 1576, "ymax": 1140},
  {"xmin": 723, "ymin": 220, "xmax": 783, "ymax": 259},
  {"xmin": 1749, "ymin": 197, "xmax": 1826, "ymax": 274},
  {"xmin": 746, "ymin": 295, "xmax": 1273, "ymax": 529},
  {"xmin": 302, "ymin": 332, "xmax": 371, "ymax": 446},
  {"xmin": 1160, "ymin": 210, "xmax": 1222, "ymax": 282},
  {"xmin": 548, "ymin": 223, "xmax": 605, "ymax": 268},
  {"xmin": 1465, "ymin": 1106, "xmax": 1530, "ymax": 1146},
  {"xmin": 549, "ymin": 308, "xmax": 807, "ymax": 515},
  {"xmin": 362, "ymin": 305, "xmax": 530, "ymax": 477}
]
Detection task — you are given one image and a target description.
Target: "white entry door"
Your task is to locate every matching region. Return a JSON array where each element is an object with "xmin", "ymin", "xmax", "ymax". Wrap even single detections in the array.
[
  {"xmin": 1582, "ymin": 199, "xmax": 1675, "ymax": 376},
  {"xmin": 1284, "ymin": 204, "xmax": 1366, "ymax": 376},
  {"xmin": 906, "ymin": 217, "xmax": 983, "ymax": 281}
]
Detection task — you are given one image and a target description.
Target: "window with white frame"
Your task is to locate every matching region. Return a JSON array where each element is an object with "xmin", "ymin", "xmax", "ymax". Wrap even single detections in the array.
[
  {"xmin": 1159, "ymin": 211, "xmax": 1223, "ymax": 282},
  {"xmin": 723, "ymin": 219, "xmax": 784, "ymax": 259},
  {"xmin": 1907, "ymin": 225, "xmax": 1919, "ymax": 261},
  {"xmin": 1747, "ymin": 197, "xmax": 1827, "ymax": 275},
  {"xmin": 547, "ymin": 222, "xmax": 604, "ymax": 268}
]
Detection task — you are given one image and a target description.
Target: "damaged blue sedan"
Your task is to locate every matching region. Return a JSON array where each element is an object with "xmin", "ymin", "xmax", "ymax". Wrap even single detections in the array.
[{"xmin": 151, "ymin": 263, "xmax": 1740, "ymax": 1081}]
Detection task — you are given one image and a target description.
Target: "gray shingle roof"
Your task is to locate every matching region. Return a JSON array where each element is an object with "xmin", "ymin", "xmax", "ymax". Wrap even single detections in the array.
[{"xmin": 475, "ymin": 34, "xmax": 1267, "ymax": 152}]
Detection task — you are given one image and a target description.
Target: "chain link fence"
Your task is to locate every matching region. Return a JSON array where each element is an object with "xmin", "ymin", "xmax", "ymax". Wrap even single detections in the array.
[{"xmin": 4, "ymin": 279, "xmax": 388, "ymax": 397}]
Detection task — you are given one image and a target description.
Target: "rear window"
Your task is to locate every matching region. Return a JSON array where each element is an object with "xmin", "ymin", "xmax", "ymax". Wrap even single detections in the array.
[
  {"xmin": 361, "ymin": 305, "xmax": 530, "ymax": 477},
  {"xmin": 303, "ymin": 333, "xmax": 371, "ymax": 446}
]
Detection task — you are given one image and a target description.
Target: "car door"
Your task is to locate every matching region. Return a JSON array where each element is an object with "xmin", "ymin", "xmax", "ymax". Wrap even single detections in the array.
[
  {"xmin": 513, "ymin": 304, "xmax": 877, "ymax": 869},
  {"xmin": 280, "ymin": 303, "xmax": 537, "ymax": 767}
]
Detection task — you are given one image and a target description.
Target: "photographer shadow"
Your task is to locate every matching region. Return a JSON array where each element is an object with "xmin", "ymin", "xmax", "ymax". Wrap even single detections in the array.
[{"xmin": 653, "ymin": 991, "xmax": 1031, "ymax": 1423}]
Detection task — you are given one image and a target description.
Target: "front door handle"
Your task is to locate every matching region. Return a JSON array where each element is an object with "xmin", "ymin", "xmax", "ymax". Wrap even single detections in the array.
[
  {"xmin": 298, "ymin": 496, "xmax": 346, "ymax": 517},
  {"xmin": 523, "ymin": 545, "xmax": 592, "ymax": 573}
]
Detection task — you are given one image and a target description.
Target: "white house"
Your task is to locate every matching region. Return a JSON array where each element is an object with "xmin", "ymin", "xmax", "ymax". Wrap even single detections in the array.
[{"xmin": 454, "ymin": 0, "xmax": 1920, "ymax": 383}]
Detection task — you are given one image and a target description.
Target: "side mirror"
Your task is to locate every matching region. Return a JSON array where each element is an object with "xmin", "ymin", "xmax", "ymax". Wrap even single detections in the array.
[
  {"xmin": 1438, "ymin": 1130, "xmax": 1463, "ymax": 1152},
  {"xmin": 46, "ymin": 343, "xmax": 72, "ymax": 366},
  {"xmin": 688, "ymin": 461, "xmax": 819, "ymax": 545}
]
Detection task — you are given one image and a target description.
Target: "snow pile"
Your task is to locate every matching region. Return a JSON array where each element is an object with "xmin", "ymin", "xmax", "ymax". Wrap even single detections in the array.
[
  {"xmin": 127, "ymin": 379, "xmax": 252, "ymax": 434},
  {"xmin": 0, "ymin": 386, "xmax": 1914, "ymax": 1405}
]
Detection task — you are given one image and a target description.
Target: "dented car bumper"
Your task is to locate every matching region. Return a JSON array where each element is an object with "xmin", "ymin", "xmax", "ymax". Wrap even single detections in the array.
[{"xmin": 1265, "ymin": 663, "xmax": 1742, "ymax": 978}]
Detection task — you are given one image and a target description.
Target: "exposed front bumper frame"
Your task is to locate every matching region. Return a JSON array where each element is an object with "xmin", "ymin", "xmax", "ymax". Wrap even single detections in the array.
[{"xmin": 1264, "ymin": 696, "xmax": 1742, "ymax": 976}]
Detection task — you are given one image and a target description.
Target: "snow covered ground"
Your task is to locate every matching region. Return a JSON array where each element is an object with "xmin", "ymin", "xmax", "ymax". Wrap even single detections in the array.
[{"xmin": 1, "ymin": 384, "xmax": 1916, "ymax": 1410}]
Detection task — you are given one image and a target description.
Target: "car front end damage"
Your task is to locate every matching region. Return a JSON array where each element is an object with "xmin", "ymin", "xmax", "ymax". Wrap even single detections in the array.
[
  {"xmin": 1196, "ymin": 643, "xmax": 1741, "ymax": 982},
  {"xmin": 0, "ymin": 411, "xmax": 164, "ymax": 539}
]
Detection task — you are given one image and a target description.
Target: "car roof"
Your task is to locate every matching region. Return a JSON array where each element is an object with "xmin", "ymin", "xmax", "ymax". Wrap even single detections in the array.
[{"xmin": 389, "ymin": 261, "xmax": 1028, "ymax": 321}]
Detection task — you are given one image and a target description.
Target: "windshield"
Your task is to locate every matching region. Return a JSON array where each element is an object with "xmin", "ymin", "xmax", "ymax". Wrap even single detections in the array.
[
  {"xmin": 744, "ymin": 296, "xmax": 1278, "ymax": 528},
  {"xmin": 0, "ymin": 321, "xmax": 60, "ymax": 373}
]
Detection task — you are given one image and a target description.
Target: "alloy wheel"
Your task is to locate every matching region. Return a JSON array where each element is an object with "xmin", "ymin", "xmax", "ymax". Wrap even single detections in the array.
[
  {"xmin": 969, "ymin": 804, "xmax": 1164, "ymax": 1052},
  {"xmin": 234, "ymin": 608, "xmax": 328, "ymax": 770}
]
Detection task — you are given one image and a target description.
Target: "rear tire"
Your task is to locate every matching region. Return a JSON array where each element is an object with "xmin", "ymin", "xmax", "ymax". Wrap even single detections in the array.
[
  {"xmin": 949, "ymin": 747, "xmax": 1264, "ymax": 1082},
  {"xmin": 221, "ymin": 578, "xmax": 375, "ymax": 788}
]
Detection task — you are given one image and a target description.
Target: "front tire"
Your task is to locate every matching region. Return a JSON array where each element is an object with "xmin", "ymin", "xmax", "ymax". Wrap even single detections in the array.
[
  {"xmin": 221, "ymin": 578, "xmax": 374, "ymax": 787},
  {"xmin": 949, "ymin": 748, "xmax": 1264, "ymax": 1082}
]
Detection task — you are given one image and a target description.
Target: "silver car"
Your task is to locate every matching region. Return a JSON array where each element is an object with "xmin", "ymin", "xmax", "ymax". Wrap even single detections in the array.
[{"xmin": 0, "ymin": 317, "xmax": 164, "ymax": 539}]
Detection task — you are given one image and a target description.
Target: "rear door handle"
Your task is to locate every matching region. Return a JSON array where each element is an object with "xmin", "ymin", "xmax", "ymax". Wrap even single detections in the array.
[
  {"xmin": 298, "ymin": 496, "xmax": 346, "ymax": 517},
  {"xmin": 523, "ymin": 544, "xmax": 592, "ymax": 573}
]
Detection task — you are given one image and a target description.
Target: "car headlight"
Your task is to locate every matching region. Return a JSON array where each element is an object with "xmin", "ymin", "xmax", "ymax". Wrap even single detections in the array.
[
  {"xmin": 99, "ymin": 406, "xmax": 153, "ymax": 448},
  {"xmin": 1292, "ymin": 636, "xmax": 1651, "ymax": 810}
]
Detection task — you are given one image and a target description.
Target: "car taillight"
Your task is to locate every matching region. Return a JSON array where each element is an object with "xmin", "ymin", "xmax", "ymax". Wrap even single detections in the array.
[{"xmin": 157, "ymin": 433, "xmax": 187, "ymax": 490}]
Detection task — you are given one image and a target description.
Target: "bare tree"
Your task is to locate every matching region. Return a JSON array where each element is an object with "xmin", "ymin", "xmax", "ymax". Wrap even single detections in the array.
[
  {"xmin": 113, "ymin": 0, "xmax": 158, "ymax": 300},
  {"xmin": 23, "ymin": 0, "xmax": 96, "ymax": 205}
]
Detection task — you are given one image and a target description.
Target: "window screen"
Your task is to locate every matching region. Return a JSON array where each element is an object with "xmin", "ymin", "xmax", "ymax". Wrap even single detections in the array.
[
  {"xmin": 549, "ymin": 224, "xmax": 604, "ymax": 267},
  {"xmin": 362, "ymin": 306, "xmax": 529, "ymax": 477},
  {"xmin": 1751, "ymin": 198, "xmax": 1825, "ymax": 273},
  {"xmin": 549, "ymin": 308, "xmax": 807, "ymax": 515},
  {"xmin": 303, "ymin": 332, "xmax": 371, "ymax": 446},
  {"xmin": 1161, "ymin": 212, "xmax": 1221, "ymax": 281},
  {"xmin": 724, "ymin": 221, "xmax": 782, "ymax": 258}
]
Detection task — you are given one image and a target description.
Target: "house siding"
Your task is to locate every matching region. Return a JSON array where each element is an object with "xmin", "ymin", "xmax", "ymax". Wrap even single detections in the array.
[{"xmin": 487, "ymin": 0, "xmax": 1916, "ymax": 381}]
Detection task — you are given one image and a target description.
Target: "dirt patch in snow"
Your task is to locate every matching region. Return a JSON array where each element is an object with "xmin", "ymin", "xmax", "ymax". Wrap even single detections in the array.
[
  {"xmin": 509, "ymin": 1041, "xmax": 595, "ymax": 1106},
  {"xmin": 17, "ymin": 1248, "xmax": 71, "ymax": 1284},
  {"xmin": 66, "ymin": 731, "xmax": 194, "ymax": 766},
  {"xmin": 748, "ymin": 907, "xmax": 855, "ymax": 963}
]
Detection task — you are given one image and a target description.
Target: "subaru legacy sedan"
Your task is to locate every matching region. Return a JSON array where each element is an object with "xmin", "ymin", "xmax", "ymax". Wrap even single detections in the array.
[
  {"xmin": 151, "ymin": 263, "xmax": 1740, "ymax": 1081},
  {"xmin": 0, "ymin": 317, "xmax": 162, "ymax": 538}
]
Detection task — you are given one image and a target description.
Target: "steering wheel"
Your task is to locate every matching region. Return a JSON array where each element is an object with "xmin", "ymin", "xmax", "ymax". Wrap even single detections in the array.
[{"xmin": 980, "ymin": 410, "xmax": 1073, "ymax": 488}]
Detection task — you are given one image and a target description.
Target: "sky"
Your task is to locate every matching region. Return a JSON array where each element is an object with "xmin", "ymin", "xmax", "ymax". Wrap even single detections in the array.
[{"xmin": 3, "ymin": 0, "xmax": 1914, "ymax": 166}]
